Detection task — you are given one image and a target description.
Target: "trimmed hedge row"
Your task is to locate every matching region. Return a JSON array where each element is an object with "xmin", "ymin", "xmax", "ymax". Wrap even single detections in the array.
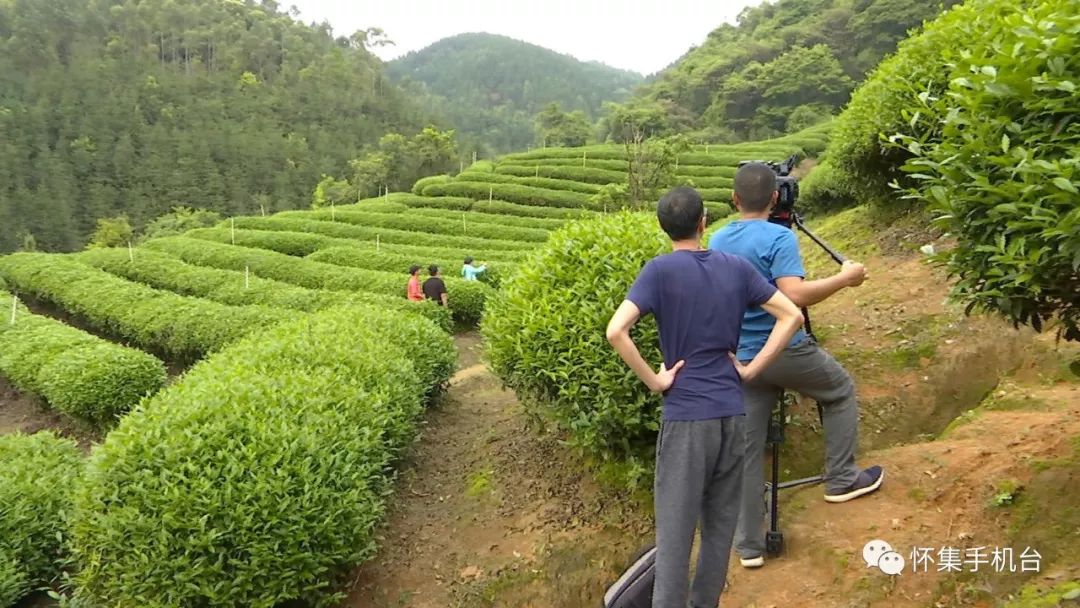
[
  {"xmin": 226, "ymin": 216, "xmax": 537, "ymax": 252},
  {"xmin": 308, "ymin": 246, "xmax": 513, "ymax": 288},
  {"xmin": 76, "ymin": 247, "xmax": 453, "ymax": 331},
  {"xmin": 411, "ymin": 174, "xmax": 451, "ymax": 195},
  {"xmin": 500, "ymin": 143, "xmax": 806, "ymax": 163},
  {"xmin": 70, "ymin": 305, "xmax": 455, "ymax": 607},
  {"xmin": 143, "ymin": 237, "xmax": 493, "ymax": 325},
  {"xmin": 0, "ymin": 432, "xmax": 83, "ymax": 606},
  {"xmin": 696, "ymin": 187, "xmax": 734, "ymax": 203},
  {"xmin": 503, "ymin": 157, "xmax": 630, "ymax": 171},
  {"xmin": 421, "ymin": 181, "xmax": 594, "ymax": 210},
  {"xmin": 496, "ymin": 164, "xmax": 628, "ymax": 186},
  {"xmin": 0, "ymin": 254, "xmax": 290, "ymax": 362},
  {"xmin": 275, "ymin": 208, "xmax": 552, "ymax": 243},
  {"xmin": 0, "ymin": 293, "xmax": 167, "ymax": 425},
  {"xmin": 185, "ymin": 227, "xmax": 529, "ymax": 263},
  {"xmin": 383, "ymin": 193, "xmax": 597, "ymax": 219},
  {"xmin": 401, "ymin": 207, "xmax": 568, "ymax": 231},
  {"xmin": 455, "ymin": 171, "xmax": 603, "ymax": 195}
]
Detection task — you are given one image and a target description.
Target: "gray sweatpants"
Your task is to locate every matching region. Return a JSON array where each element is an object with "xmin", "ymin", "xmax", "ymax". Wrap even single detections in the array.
[
  {"xmin": 653, "ymin": 416, "xmax": 745, "ymax": 608},
  {"xmin": 734, "ymin": 338, "xmax": 860, "ymax": 559}
]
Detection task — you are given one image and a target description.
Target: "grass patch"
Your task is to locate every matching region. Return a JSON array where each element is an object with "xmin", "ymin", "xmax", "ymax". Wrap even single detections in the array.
[
  {"xmin": 1004, "ymin": 580, "xmax": 1080, "ymax": 607},
  {"xmin": 465, "ymin": 469, "xmax": 495, "ymax": 498}
]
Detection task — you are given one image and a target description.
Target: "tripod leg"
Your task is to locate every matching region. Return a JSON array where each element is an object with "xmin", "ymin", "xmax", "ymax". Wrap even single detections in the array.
[{"xmin": 765, "ymin": 395, "xmax": 786, "ymax": 557}]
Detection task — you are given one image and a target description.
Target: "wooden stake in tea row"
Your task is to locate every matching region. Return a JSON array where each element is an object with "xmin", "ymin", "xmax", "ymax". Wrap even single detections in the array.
[
  {"xmin": 9, "ymin": 294, "xmax": 16, "ymax": 325},
  {"xmin": 231, "ymin": 218, "xmax": 236, "ymax": 245},
  {"xmin": 245, "ymin": 266, "xmax": 250, "ymax": 289}
]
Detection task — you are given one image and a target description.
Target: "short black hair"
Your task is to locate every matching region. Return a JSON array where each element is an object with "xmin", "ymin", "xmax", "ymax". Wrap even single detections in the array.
[
  {"xmin": 428, "ymin": 265, "xmax": 439, "ymax": 276},
  {"xmin": 464, "ymin": 256, "xmax": 473, "ymax": 265},
  {"xmin": 657, "ymin": 187, "xmax": 704, "ymax": 240},
  {"xmin": 734, "ymin": 163, "xmax": 778, "ymax": 212},
  {"xmin": 409, "ymin": 265, "xmax": 421, "ymax": 275}
]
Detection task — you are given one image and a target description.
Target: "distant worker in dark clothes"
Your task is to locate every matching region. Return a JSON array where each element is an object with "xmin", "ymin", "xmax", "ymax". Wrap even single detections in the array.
[
  {"xmin": 422, "ymin": 265, "xmax": 449, "ymax": 307},
  {"xmin": 407, "ymin": 265, "xmax": 424, "ymax": 302},
  {"xmin": 461, "ymin": 256, "xmax": 487, "ymax": 281}
]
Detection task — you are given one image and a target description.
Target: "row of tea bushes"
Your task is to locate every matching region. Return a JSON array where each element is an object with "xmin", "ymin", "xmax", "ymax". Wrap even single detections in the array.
[
  {"xmin": 385, "ymin": 193, "xmax": 598, "ymax": 219},
  {"xmin": 227, "ymin": 216, "xmax": 537, "ymax": 252},
  {"xmin": 0, "ymin": 254, "xmax": 290, "ymax": 363},
  {"xmin": 0, "ymin": 432, "xmax": 83, "ymax": 607},
  {"xmin": 275, "ymin": 208, "xmax": 551, "ymax": 243},
  {"xmin": 69, "ymin": 305, "xmax": 455, "ymax": 607},
  {"xmin": 420, "ymin": 181, "xmax": 594, "ymax": 210},
  {"xmin": 143, "ymin": 238, "xmax": 493, "ymax": 325},
  {"xmin": 76, "ymin": 248, "xmax": 453, "ymax": 331},
  {"xmin": 307, "ymin": 246, "xmax": 513, "ymax": 288},
  {"xmin": 0, "ymin": 293, "xmax": 166, "ymax": 425}
]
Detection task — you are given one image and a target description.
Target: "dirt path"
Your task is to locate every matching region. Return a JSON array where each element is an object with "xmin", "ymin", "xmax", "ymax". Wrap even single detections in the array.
[{"xmin": 344, "ymin": 332, "xmax": 650, "ymax": 608}]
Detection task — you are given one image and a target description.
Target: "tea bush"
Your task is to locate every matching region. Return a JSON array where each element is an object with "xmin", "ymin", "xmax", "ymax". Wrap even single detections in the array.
[
  {"xmin": 0, "ymin": 296, "xmax": 166, "ymax": 424},
  {"xmin": 483, "ymin": 212, "xmax": 669, "ymax": 471},
  {"xmin": 185, "ymin": 227, "xmax": 528, "ymax": 263},
  {"xmin": 382, "ymin": 194, "xmax": 476, "ymax": 211},
  {"xmin": 143, "ymin": 238, "xmax": 492, "ymax": 325},
  {"xmin": 70, "ymin": 306, "xmax": 453, "ymax": 607},
  {"xmin": 0, "ymin": 254, "xmax": 289, "ymax": 362},
  {"xmin": 411, "ymin": 174, "xmax": 451, "ymax": 195},
  {"xmin": 308, "ymin": 246, "xmax": 512, "ymax": 288},
  {"xmin": 892, "ymin": 0, "xmax": 1080, "ymax": 339},
  {"xmin": 0, "ymin": 432, "xmax": 82, "ymax": 605},
  {"xmin": 821, "ymin": 0, "xmax": 999, "ymax": 206},
  {"xmin": 276, "ymin": 208, "xmax": 551, "ymax": 243},
  {"xmin": 76, "ymin": 248, "xmax": 453, "ymax": 330},
  {"xmin": 455, "ymin": 171, "xmax": 603, "ymax": 194},
  {"xmin": 421, "ymin": 181, "xmax": 594, "ymax": 210},
  {"xmin": 228, "ymin": 216, "xmax": 536, "ymax": 252},
  {"xmin": 402, "ymin": 207, "xmax": 568, "ymax": 231},
  {"xmin": 496, "ymin": 164, "xmax": 628, "ymax": 185},
  {"xmin": 469, "ymin": 199, "xmax": 597, "ymax": 219}
]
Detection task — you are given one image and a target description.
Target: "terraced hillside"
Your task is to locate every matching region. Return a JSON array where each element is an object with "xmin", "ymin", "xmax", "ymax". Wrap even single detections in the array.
[
  {"xmin": 414, "ymin": 122, "xmax": 832, "ymax": 220},
  {"xmin": 1, "ymin": 126, "xmax": 832, "ymax": 606}
]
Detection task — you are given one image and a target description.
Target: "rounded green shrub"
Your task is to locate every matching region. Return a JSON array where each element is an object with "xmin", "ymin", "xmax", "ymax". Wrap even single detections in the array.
[
  {"xmin": 798, "ymin": 161, "xmax": 858, "ymax": 213},
  {"xmin": 455, "ymin": 171, "xmax": 603, "ymax": 195},
  {"xmin": 0, "ymin": 432, "xmax": 83, "ymax": 604},
  {"xmin": 402, "ymin": 207, "xmax": 568, "ymax": 231},
  {"xmin": 69, "ymin": 306, "xmax": 453, "ymax": 607},
  {"xmin": 422, "ymin": 181, "xmax": 593, "ymax": 210},
  {"xmin": 482, "ymin": 212, "xmax": 669, "ymax": 472},
  {"xmin": 892, "ymin": 0, "xmax": 1080, "ymax": 339},
  {"xmin": 820, "ymin": 0, "xmax": 1017, "ymax": 206},
  {"xmin": 411, "ymin": 174, "xmax": 451, "ymax": 195},
  {"xmin": 0, "ymin": 298, "xmax": 167, "ymax": 424},
  {"xmin": 470, "ymin": 199, "xmax": 597, "ymax": 219}
]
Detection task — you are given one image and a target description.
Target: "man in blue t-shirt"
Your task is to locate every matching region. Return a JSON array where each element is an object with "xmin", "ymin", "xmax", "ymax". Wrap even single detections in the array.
[
  {"xmin": 606, "ymin": 187, "xmax": 803, "ymax": 608},
  {"xmin": 708, "ymin": 162, "xmax": 885, "ymax": 570}
]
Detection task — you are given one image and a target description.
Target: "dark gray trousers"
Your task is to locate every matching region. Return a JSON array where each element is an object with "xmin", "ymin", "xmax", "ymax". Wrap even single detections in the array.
[
  {"xmin": 653, "ymin": 416, "xmax": 745, "ymax": 608},
  {"xmin": 733, "ymin": 338, "xmax": 860, "ymax": 559}
]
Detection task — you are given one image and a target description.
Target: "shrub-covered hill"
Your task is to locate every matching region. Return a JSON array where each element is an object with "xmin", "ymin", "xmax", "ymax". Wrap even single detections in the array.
[
  {"xmin": 612, "ymin": 0, "xmax": 962, "ymax": 142},
  {"xmin": 0, "ymin": 0, "xmax": 427, "ymax": 254},
  {"xmin": 388, "ymin": 33, "xmax": 643, "ymax": 154}
]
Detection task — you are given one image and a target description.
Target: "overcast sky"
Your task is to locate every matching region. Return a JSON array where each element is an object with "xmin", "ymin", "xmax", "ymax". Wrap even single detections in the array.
[{"xmin": 285, "ymin": 0, "xmax": 761, "ymax": 75}]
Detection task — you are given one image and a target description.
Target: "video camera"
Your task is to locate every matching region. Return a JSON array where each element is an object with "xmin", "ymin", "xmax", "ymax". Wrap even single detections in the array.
[{"xmin": 737, "ymin": 154, "xmax": 800, "ymax": 228}]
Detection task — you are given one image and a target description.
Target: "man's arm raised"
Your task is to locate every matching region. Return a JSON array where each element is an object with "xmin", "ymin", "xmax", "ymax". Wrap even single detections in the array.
[
  {"xmin": 731, "ymin": 290, "xmax": 803, "ymax": 382},
  {"xmin": 606, "ymin": 300, "xmax": 683, "ymax": 393},
  {"xmin": 775, "ymin": 260, "xmax": 867, "ymax": 308}
]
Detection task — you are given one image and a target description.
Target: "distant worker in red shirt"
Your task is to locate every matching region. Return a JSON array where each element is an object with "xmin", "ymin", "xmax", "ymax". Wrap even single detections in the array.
[{"xmin": 407, "ymin": 265, "xmax": 425, "ymax": 302}]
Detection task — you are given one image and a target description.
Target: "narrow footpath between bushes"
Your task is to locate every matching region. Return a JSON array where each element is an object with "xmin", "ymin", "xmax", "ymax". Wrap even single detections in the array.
[{"xmin": 343, "ymin": 332, "xmax": 650, "ymax": 608}]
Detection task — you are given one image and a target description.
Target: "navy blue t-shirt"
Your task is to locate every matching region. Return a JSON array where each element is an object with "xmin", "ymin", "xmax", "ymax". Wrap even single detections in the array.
[{"xmin": 626, "ymin": 249, "xmax": 777, "ymax": 421}]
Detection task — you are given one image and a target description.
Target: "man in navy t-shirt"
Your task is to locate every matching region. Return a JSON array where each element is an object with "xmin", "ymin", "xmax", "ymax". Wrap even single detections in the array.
[
  {"xmin": 709, "ymin": 163, "xmax": 884, "ymax": 570},
  {"xmin": 606, "ymin": 187, "xmax": 803, "ymax": 608}
]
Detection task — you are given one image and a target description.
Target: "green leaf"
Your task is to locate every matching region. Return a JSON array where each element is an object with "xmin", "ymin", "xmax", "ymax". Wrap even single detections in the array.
[
  {"xmin": 1052, "ymin": 178, "xmax": 1077, "ymax": 194},
  {"xmin": 1001, "ymin": 133, "xmax": 1010, "ymax": 153}
]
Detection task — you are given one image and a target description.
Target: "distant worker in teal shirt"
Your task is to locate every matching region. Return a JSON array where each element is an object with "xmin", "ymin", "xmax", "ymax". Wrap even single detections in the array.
[{"xmin": 461, "ymin": 257, "xmax": 487, "ymax": 281}]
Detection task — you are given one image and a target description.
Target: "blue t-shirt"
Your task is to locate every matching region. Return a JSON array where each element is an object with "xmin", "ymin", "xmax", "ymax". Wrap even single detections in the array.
[
  {"xmin": 626, "ymin": 249, "xmax": 777, "ymax": 421},
  {"xmin": 462, "ymin": 264, "xmax": 486, "ymax": 281},
  {"xmin": 708, "ymin": 220, "xmax": 807, "ymax": 361}
]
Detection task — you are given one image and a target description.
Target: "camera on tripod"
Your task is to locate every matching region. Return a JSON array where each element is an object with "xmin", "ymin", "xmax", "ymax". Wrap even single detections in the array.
[{"xmin": 737, "ymin": 154, "xmax": 800, "ymax": 228}]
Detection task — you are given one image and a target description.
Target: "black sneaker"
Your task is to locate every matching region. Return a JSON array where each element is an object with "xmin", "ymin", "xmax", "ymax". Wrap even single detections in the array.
[{"xmin": 824, "ymin": 466, "xmax": 884, "ymax": 503}]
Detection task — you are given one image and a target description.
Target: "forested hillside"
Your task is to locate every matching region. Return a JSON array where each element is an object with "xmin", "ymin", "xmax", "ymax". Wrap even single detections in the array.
[
  {"xmin": 0, "ymin": 0, "xmax": 426, "ymax": 253},
  {"xmin": 387, "ymin": 33, "xmax": 643, "ymax": 154},
  {"xmin": 611, "ymin": 0, "xmax": 962, "ymax": 141}
]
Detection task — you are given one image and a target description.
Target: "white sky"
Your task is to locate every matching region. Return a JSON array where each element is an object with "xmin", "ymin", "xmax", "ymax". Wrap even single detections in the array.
[{"xmin": 285, "ymin": 0, "xmax": 760, "ymax": 75}]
